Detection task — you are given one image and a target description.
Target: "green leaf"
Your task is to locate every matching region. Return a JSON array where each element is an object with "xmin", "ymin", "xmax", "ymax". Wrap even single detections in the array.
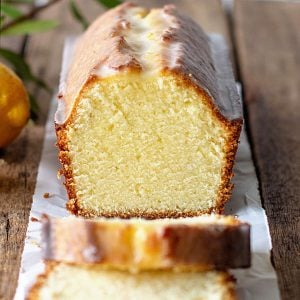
[
  {"xmin": 0, "ymin": 48, "xmax": 51, "ymax": 93},
  {"xmin": 0, "ymin": 15, "xmax": 5, "ymax": 27},
  {"xmin": 1, "ymin": 19, "xmax": 58, "ymax": 36},
  {"xmin": 94, "ymin": 0, "xmax": 122, "ymax": 9},
  {"xmin": 0, "ymin": 48, "xmax": 32, "ymax": 80},
  {"xmin": 1, "ymin": 3, "xmax": 23, "ymax": 19},
  {"xmin": 30, "ymin": 73, "xmax": 51, "ymax": 92},
  {"xmin": 28, "ymin": 93, "xmax": 39, "ymax": 120},
  {"xmin": 69, "ymin": 0, "xmax": 89, "ymax": 30}
]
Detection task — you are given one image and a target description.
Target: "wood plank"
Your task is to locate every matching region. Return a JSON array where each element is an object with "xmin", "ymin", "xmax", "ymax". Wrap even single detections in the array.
[
  {"xmin": 0, "ymin": 1, "xmax": 104, "ymax": 299},
  {"xmin": 0, "ymin": 125, "xmax": 44, "ymax": 299},
  {"xmin": 0, "ymin": 27, "xmax": 30, "ymax": 300},
  {"xmin": 0, "ymin": 1, "xmax": 231, "ymax": 299},
  {"xmin": 234, "ymin": 1, "xmax": 300, "ymax": 299}
]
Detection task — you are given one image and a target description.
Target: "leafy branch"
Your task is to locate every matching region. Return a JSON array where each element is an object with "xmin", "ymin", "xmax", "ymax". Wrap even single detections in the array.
[
  {"xmin": 69, "ymin": 0, "xmax": 89, "ymax": 30},
  {"xmin": 0, "ymin": 0, "xmax": 61, "ymax": 35}
]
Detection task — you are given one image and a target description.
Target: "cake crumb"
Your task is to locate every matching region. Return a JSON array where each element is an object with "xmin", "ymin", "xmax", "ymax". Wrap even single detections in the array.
[
  {"xmin": 0, "ymin": 159, "xmax": 7, "ymax": 166},
  {"xmin": 43, "ymin": 192, "xmax": 50, "ymax": 199},
  {"xmin": 57, "ymin": 170, "xmax": 63, "ymax": 179},
  {"xmin": 30, "ymin": 240, "xmax": 41, "ymax": 247},
  {"xmin": 31, "ymin": 217, "xmax": 39, "ymax": 222}
]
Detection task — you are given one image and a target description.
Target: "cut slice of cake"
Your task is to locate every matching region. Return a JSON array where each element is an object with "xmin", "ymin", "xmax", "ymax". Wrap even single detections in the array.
[
  {"xmin": 55, "ymin": 3, "xmax": 242, "ymax": 218},
  {"xmin": 27, "ymin": 263, "xmax": 237, "ymax": 300},
  {"xmin": 42, "ymin": 215, "xmax": 250, "ymax": 271}
]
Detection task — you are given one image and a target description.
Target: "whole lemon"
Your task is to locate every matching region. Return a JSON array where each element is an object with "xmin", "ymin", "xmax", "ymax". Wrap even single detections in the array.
[{"xmin": 0, "ymin": 62, "xmax": 30, "ymax": 148}]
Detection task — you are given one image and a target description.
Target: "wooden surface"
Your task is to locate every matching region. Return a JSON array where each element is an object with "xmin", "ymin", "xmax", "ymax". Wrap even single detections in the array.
[
  {"xmin": 234, "ymin": 1, "xmax": 300, "ymax": 299},
  {"xmin": 0, "ymin": 1, "xmax": 230, "ymax": 299},
  {"xmin": 0, "ymin": 0, "xmax": 299, "ymax": 299},
  {"xmin": 0, "ymin": 2, "xmax": 104, "ymax": 299}
]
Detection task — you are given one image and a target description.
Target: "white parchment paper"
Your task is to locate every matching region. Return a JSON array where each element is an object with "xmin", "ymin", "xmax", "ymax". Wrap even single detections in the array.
[{"xmin": 14, "ymin": 38, "xmax": 280, "ymax": 299}]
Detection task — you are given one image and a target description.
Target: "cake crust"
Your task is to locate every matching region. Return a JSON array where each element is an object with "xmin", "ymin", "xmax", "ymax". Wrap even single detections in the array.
[
  {"xmin": 41, "ymin": 215, "xmax": 250, "ymax": 271},
  {"xmin": 55, "ymin": 3, "xmax": 241, "ymax": 124},
  {"xmin": 27, "ymin": 262, "xmax": 237, "ymax": 300},
  {"xmin": 55, "ymin": 2, "xmax": 243, "ymax": 218}
]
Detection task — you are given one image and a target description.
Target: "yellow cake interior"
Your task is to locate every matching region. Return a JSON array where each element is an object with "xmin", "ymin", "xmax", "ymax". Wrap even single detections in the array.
[
  {"xmin": 35, "ymin": 264, "xmax": 233, "ymax": 300},
  {"xmin": 65, "ymin": 73, "xmax": 229, "ymax": 216}
]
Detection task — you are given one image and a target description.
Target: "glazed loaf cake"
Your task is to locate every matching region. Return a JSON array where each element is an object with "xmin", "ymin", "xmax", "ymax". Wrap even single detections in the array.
[
  {"xmin": 42, "ymin": 215, "xmax": 250, "ymax": 271},
  {"xmin": 28, "ymin": 263, "xmax": 236, "ymax": 300},
  {"xmin": 56, "ymin": 2, "xmax": 242, "ymax": 218}
]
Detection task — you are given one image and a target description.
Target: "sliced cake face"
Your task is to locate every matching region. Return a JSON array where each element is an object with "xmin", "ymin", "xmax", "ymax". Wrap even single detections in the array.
[
  {"xmin": 28, "ymin": 263, "xmax": 236, "ymax": 300},
  {"xmin": 62, "ymin": 74, "xmax": 232, "ymax": 217},
  {"xmin": 42, "ymin": 215, "xmax": 251, "ymax": 271},
  {"xmin": 56, "ymin": 3, "xmax": 242, "ymax": 218}
]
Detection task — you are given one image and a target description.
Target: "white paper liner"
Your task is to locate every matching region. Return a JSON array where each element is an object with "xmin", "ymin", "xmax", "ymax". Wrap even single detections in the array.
[{"xmin": 14, "ymin": 38, "xmax": 279, "ymax": 299}]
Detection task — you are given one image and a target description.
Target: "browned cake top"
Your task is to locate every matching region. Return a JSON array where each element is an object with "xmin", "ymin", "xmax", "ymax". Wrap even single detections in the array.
[
  {"xmin": 42, "ymin": 215, "xmax": 250, "ymax": 270},
  {"xmin": 56, "ymin": 2, "xmax": 241, "ymax": 124}
]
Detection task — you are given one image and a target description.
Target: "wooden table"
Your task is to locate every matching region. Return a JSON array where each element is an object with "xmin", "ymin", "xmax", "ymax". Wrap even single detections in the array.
[{"xmin": 0, "ymin": 0, "xmax": 299, "ymax": 299}]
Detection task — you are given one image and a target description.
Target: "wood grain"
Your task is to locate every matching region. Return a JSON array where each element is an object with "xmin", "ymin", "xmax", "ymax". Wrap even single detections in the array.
[
  {"xmin": 234, "ymin": 1, "xmax": 300, "ymax": 299},
  {"xmin": 0, "ymin": 1, "xmax": 103, "ymax": 299},
  {"xmin": 0, "ymin": 1, "xmax": 231, "ymax": 299},
  {"xmin": 0, "ymin": 126, "xmax": 44, "ymax": 299}
]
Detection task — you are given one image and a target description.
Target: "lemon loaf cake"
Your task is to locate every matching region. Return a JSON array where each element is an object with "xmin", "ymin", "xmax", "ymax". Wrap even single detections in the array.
[
  {"xmin": 42, "ymin": 215, "xmax": 250, "ymax": 271},
  {"xmin": 28, "ymin": 263, "xmax": 236, "ymax": 300},
  {"xmin": 55, "ymin": 2, "xmax": 242, "ymax": 218}
]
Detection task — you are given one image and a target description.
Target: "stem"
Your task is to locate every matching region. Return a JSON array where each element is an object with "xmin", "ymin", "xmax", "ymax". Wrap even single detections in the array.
[{"xmin": 0, "ymin": 0, "xmax": 63, "ymax": 33}]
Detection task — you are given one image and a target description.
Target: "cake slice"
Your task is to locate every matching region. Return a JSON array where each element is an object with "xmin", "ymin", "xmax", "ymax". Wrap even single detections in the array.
[
  {"xmin": 42, "ymin": 215, "xmax": 250, "ymax": 271},
  {"xmin": 56, "ymin": 3, "xmax": 242, "ymax": 218},
  {"xmin": 27, "ymin": 263, "xmax": 236, "ymax": 300}
]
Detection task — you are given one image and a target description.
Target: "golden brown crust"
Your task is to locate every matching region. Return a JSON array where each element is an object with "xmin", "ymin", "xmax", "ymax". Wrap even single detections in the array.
[
  {"xmin": 66, "ymin": 207, "xmax": 219, "ymax": 219},
  {"xmin": 160, "ymin": 5, "xmax": 241, "ymax": 121},
  {"xmin": 163, "ymin": 71, "xmax": 242, "ymax": 215},
  {"xmin": 26, "ymin": 262, "xmax": 57, "ymax": 300},
  {"xmin": 42, "ymin": 215, "xmax": 250, "ymax": 270},
  {"xmin": 27, "ymin": 262, "xmax": 237, "ymax": 300},
  {"xmin": 57, "ymin": 3, "xmax": 241, "ymax": 124},
  {"xmin": 56, "ymin": 73, "xmax": 241, "ymax": 218},
  {"xmin": 55, "ymin": 3, "xmax": 243, "ymax": 218},
  {"xmin": 219, "ymin": 273, "xmax": 238, "ymax": 300},
  {"xmin": 59, "ymin": 2, "xmax": 140, "ymax": 118}
]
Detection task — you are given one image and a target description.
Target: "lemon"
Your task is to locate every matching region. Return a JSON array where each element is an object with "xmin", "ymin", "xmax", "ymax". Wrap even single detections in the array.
[{"xmin": 0, "ymin": 62, "xmax": 30, "ymax": 148}]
